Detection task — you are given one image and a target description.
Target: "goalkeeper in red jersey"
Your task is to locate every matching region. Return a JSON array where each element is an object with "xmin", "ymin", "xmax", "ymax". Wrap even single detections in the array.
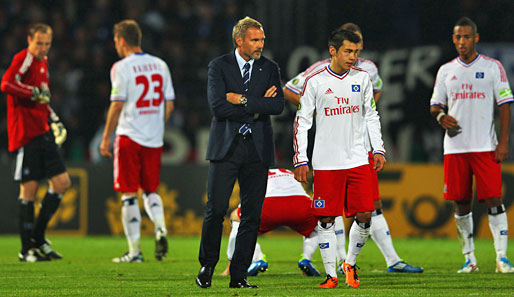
[{"xmin": 1, "ymin": 23, "xmax": 70, "ymax": 262}]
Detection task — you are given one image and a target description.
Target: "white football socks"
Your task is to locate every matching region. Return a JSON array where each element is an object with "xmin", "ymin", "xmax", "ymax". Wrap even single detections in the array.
[
  {"xmin": 455, "ymin": 212, "xmax": 476, "ymax": 264},
  {"xmin": 253, "ymin": 242, "xmax": 264, "ymax": 262},
  {"xmin": 302, "ymin": 230, "xmax": 318, "ymax": 261},
  {"xmin": 121, "ymin": 196, "xmax": 141, "ymax": 256},
  {"xmin": 226, "ymin": 220, "xmax": 239, "ymax": 260},
  {"xmin": 142, "ymin": 192, "xmax": 167, "ymax": 237},
  {"xmin": 317, "ymin": 221, "xmax": 337, "ymax": 277},
  {"xmin": 334, "ymin": 216, "xmax": 347, "ymax": 264},
  {"xmin": 488, "ymin": 205, "xmax": 508, "ymax": 261},
  {"xmin": 346, "ymin": 220, "xmax": 370, "ymax": 266},
  {"xmin": 371, "ymin": 213, "xmax": 401, "ymax": 266}
]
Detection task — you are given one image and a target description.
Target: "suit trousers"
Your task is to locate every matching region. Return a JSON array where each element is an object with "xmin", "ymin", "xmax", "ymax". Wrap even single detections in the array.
[{"xmin": 199, "ymin": 134, "xmax": 268, "ymax": 281}]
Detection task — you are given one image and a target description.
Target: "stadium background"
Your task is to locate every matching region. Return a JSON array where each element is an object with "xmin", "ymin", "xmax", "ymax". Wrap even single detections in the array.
[{"xmin": 1, "ymin": 0, "xmax": 514, "ymax": 238}]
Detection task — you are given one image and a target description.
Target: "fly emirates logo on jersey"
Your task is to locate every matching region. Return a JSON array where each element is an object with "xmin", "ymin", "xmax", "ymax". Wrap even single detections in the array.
[
  {"xmin": 324, "ymin": 96, "xmax": 360, "ymax": 117},
  {"xmin": 450, "ymin": 83, "xmax": 485, "ymax": 101}
]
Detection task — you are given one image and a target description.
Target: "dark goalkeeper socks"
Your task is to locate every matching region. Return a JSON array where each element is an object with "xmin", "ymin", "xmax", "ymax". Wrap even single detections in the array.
[
  {"xmin": 18, "ymin": 199, "xmax": 34, "ymax": 253},
  {"xmin": 32, "ymin": 190, "xmax": 63, "ymax": 244}
]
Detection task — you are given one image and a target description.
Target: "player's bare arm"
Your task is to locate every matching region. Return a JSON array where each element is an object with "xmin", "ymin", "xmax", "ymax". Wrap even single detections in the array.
[
  {"xmin": 495, "ymin": 103, "xmax": 511, "ymax": 162},
  {"xmin": 430, "ymin": 105, "xmax": 458, "ymax": 130},
  {"xmin": 165, "ymin": 100, "xmax": 174, "ymax": 123},
  {"xmin": 100, "ymin": 101, "xmax": 124, "ymax": 158},
  {"xmin": 373, "ymin": 154, "xmax": 386, "ymax": 172},
  {"xmin": 283, "ymin": 87, "xmax": 300, "ymax": 107},
  {"xmin": 294, "ymin": 165, "xmax": 309, "ymax": 184},
  {"xmin": 373, "ymin": 91, "xmax": 382, "ymax": 104}
]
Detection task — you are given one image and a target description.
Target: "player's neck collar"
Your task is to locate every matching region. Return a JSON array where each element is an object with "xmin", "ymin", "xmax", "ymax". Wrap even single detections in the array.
[
  {"xmin": 457, "ymin": 53, "xmax": 480, "ymax": 66},
  {"xmin": 327, "ymin": 65, "xmax": 349, "ymax": 79}
]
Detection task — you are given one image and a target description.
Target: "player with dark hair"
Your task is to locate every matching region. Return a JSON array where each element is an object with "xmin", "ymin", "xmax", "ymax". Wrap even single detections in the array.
[
  {"xmin": 430, "ymin": 17, "xmax": 514, "ymax": 273},
  {"xmin": 285, "ymin": 23, "xmax": 422, "ymax": 275},
  {"xmin": 1, "ymin": 23, "xmax": 70, "ymax": 262},
  {"xmin": 294, "ymin": 29, "xmax": 386, "ymax": 288},
  {"xmin": 100, "ymin": 19, "xmax": 175, "ymax": 263}
]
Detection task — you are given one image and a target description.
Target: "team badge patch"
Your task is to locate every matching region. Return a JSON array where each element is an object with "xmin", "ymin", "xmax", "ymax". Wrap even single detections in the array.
[
  {"xmin": 475, "ymin": 72, "xmax": 484, "ymax": 79},
  {"xmin": 292, "ymin": 78, "xmax": 299, "ymax": 86},
  {"xmin": 351, "ymin": 84, "xmax": 360, "ymax": 92},
  {"xmin": 319, "ymin": 242, "xmax": 330, "ymax": 249},
  {"xmin": 314, "ymin": 200, "xmax": 325, "ymax": 208}
]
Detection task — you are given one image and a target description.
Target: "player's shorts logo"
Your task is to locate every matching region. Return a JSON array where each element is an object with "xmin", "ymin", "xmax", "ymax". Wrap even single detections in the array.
[
  {"xmin": 351, "ymin": 84, "xmax": 360, "ymax": 92},
  {"xmin": 500, "ymin": 230, "xmax": 508, "ymax": 236},
  {"xmin": 356, "ymin": 243, "xmax": 365, "ymax": 248},
  {"xmin": 319, "ymin": 242, "xmax": 330, "ymax": 249},
  {"xmin": 475, "ymin": 72, "xmax": 484, "ymax": 79},
  {"xmin": 314, "ymin": 200, "xmax": 325, "ymax": 208}
]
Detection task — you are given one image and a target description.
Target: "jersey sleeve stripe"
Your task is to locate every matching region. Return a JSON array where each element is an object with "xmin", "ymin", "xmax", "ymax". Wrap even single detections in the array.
[
  {"xmin": 110, "ymin": 96, "xmax": 126, "ymax": 101},
  {"xmin": 498, "ymin": 98, "xmax": 514, "ymax": 106},
  {"xmin": 304, "ymin": 58, "xmax": 331, "ymax": 75},
  {"xmin": 285, "ymin": 84, "xmax": 301, "ymax": 95},
  {"xmin": 19, "ymin": 53, "xmax": 33, "ymax": 74},
  {"xmin": 483, "ymin": 55, "xmax": 508, "ymax": 82},
  {"xmin": 300, "ymin": 68, "xmax": 326, "ymax": 96},
  {"xmin": 292, "ymin": 115, "xmax": 300, "ymax": 164},
  {"xmin": 430, "ymin": 102, "xmax": 447, "ymax": 108}
]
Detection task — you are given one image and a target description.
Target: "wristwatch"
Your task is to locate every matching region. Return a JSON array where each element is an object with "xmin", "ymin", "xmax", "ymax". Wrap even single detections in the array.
[{"xmin": 240, "ymin": 95, "xmax": 247, "ymax": 105}]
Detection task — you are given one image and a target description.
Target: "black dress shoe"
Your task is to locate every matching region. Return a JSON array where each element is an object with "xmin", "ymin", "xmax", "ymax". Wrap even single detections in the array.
[
  {"xmin": 229, "ymin": 278, "xmax": 259, "ymax": 288},
  {"xmin": 195, "ymin": 266, "xmax": 214, "ymax": 288}
]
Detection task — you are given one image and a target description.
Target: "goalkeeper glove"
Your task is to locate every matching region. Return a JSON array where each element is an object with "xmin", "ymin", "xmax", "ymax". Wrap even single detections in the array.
[
  {"xmin": 49, "ymin": 112, "xmax": 67, "ymax": 147},
  {"xmin": 30, "ymin": 86, "xmax": 50, "ymax": 104}
]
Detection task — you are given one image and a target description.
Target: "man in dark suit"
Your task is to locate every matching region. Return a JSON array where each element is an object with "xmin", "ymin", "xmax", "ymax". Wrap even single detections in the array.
[{"xmin": 196, "ymin": 16, "xmax": 284, "ymax": 289}]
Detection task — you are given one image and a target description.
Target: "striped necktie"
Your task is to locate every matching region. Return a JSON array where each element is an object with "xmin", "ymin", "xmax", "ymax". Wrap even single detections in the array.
[{"xmin": 239, "ymin": 62, "xmax": 251, "ymax": 136}]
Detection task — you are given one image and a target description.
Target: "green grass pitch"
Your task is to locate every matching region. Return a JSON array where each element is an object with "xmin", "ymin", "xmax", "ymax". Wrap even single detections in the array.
[{"xmin": 1, "ymin": 235, "xmax": 513, "ymax": 296}]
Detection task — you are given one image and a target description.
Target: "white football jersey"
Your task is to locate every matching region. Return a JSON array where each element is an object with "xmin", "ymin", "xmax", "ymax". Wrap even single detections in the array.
[
  {"xmin": 265, "ymin": 168, "xmax": 310, "ymax": 198},
  {"xmin": 285, "ymin": 57, "xmax": 383, "ymax": 95},
  {"xmin": 293, "ymin": 66, "xmax": 385, "ymax": 170},
  {"xmin": 430, "ymin": 54, "xmax": 513, "ymax": 154},
  {"xmin": 110, "ymin": 53, "xmax": 175, "ymax": 147}
]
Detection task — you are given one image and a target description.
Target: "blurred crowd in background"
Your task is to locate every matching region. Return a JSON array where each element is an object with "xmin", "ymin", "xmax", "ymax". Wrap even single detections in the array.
[{"xmin": 1, "ymin": 0, "xmax": 514, "ymax": 164}]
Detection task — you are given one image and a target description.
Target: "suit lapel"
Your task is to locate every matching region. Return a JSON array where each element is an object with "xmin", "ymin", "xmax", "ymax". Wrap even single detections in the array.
[
  {"xmin": 227, "ymin": 53, "xmax": 245, "ymax": 92},
  {"xmin": 248, "ymin": 58, "xmax": 264, "ymax": 93}
]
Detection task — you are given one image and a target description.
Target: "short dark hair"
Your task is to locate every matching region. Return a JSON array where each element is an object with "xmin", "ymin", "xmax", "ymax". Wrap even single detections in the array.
[
  {"xmin": 455, "ymin": 17, "xmax": 477, "ymax": 35},
  {"xmin": 339, "ymin": 22, "xmax": 361, "ymax": 34},
  {"xmin": 113, "ymin": 20, "xmax": 142, "ymax": 47},
  {"xmin": 28, "ymin": 23, "xmax": 52, "ymax": 38},
  {"xmin": 328, "ymin": 29, "xmax": 361, "ymax": 50}
]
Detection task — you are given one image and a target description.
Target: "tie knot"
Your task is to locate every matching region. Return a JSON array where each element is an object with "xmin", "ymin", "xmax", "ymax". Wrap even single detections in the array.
[{"xmin": 243, "ymin": 63, "xmax": 250, "ymax": 71}]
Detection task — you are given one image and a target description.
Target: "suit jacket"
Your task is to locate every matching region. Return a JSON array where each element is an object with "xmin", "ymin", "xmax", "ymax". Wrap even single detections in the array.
[{"xmin": 206, "ymin": 52, "xmax": 285, "ymax": 166}]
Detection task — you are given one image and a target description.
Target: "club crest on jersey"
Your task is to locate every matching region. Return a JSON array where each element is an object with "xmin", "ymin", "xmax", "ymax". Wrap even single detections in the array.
[
  {"xmin": 351, "ymin": 84, "xmax": 360, "ymax": 92},
  {"xmin": 475, "ymin": 72, "xmax": 484, "ymax": 79},
  {"xmin": 319, "ymin": 242, "xmax": 330, "ymax": 249},
  {"xmin": 314, "ymin": 200, "xmax": 325, "ymax": 208}
]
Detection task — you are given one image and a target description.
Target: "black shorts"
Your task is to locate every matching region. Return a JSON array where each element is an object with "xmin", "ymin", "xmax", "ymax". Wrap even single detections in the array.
[{"xmin": 12, "ymin": 131, "xmax": 67, "ymax": 182}]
